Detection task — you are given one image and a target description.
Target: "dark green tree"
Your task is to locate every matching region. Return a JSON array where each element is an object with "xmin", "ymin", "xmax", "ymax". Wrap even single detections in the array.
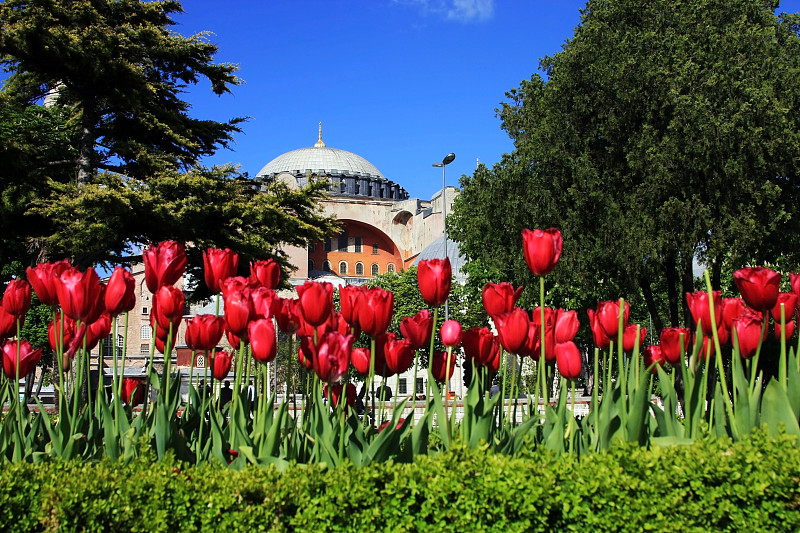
[
  {"xmin": 450, "ymin": 0, "xmax": 800, "ymax": 331},
  {"xmin": 0, "ymin": 0, "xmax": 337, "ymax": 281}
]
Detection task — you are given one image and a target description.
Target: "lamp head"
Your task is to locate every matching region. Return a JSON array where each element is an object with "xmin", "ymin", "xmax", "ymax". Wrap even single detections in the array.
[{"xmin": 442, "ymin": 153, "xmax": 456, "ymax": 166}]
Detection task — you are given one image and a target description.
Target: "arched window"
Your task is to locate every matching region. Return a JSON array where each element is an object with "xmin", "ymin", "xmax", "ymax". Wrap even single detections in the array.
[
  {"xmin": 387, "ymin": 263, "xmax": 396, "ymax": 273},
  {"xmin": 371, "ymin": 263, "xmax": 380, "ymax": 276},
  {"xmin": 322, "ymin": 260, "xmax": 332, "ymax": 272},
  {"xmin": 308, "ymin": 259, "xmax": 315, "ymax": 272},
  {"xmin": 339, "ymin": 261, "xmax": 348, "ymax": 275},
  {"xmin": 355, "ymin": 262, "xmax": 364, "ymax": 276},
  {"xmin": 354, "ymin": 236, "xmax": 362, "ymax": 253},
  {"xmin": 141, "ymin": 325, "xmax": 152, "ymax": 340}
]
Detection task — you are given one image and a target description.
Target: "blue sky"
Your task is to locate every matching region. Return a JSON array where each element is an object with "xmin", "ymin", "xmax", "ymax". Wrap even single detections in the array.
[{"xmin": 175, "ymin": 0, "xmax": 800, "ymax": 200}]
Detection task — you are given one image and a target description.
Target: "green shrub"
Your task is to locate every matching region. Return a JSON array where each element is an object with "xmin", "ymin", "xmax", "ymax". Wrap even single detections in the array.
[{"xmin": 1, "ymin": 431, "xmax": 798, "ymax": 532}]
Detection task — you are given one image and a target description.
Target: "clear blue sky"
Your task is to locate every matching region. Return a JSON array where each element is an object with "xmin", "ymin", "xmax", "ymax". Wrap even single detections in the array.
[{"xmin": 174, "ymin": 0, "xmax": 800, "ymax": 201}]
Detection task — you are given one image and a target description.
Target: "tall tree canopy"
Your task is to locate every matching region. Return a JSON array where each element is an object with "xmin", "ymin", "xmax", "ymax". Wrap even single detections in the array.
[
  {"xmin": 0, "ymin": 0, "xmax": 336, "ymax": 285},
  {"xmin": 449, "ymin": 0, "xmax": 800, "ymax": 330}
]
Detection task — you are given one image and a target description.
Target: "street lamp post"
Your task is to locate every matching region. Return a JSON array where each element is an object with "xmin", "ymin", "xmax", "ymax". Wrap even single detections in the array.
[{"xmin": 433, "ymin": 152, "xmax": 455, "ymax": 320}]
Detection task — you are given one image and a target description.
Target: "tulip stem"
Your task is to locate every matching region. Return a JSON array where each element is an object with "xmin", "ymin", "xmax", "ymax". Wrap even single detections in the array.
[
  {"xmin": 779, "ymin": 304, "xmax": 787, "ymax": 390},
  {"xmin": 506, "ymin": 353, "xmax": 517, "ymax": 425},
  {"xmin": 539, "ymin": 276, "xmax": 547, "ymax": 405},
  {"xmin": 15, "ymin": 317, "xmax": 23, "ymax": 443},
  {"xmin": 704, "ymin": 270, "xmax": 737, "ymax": 439},
  {"xmin": 55, "ymin": 310, "xmax": 65, "ymax": 421},
  {"xmin": 499, "ymin": 347, "xmax": 508, "ymax": 428},
  {"xmin": 444, "ymin": 346, "xmax": 452, "ymax": 442}
]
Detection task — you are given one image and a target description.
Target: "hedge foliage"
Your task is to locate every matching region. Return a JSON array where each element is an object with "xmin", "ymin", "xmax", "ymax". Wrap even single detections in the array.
[{"xmin": 1, "ymin": 430, "xmax": 798, "ymax": 532}]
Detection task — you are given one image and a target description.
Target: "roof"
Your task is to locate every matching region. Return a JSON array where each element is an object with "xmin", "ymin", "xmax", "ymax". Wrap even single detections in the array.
[{"xmin": 256, "ymin": 145, "xmax": 385, "ymax": 180}]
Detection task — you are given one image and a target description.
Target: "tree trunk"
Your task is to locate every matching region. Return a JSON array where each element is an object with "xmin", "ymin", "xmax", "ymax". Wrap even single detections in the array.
[
  {"xmin": 665, "ymin": 253, "xmax": 680, "ymax": 327},
  {"xmin": 76, "ymin": 100, "xmax": 96, "ymax": 186},
  {"xmin": 681, "ymin": 255, "xmax": 694, "ymax": 328},
  {"xmin": 638, "ymin": 274, "xmax": 664, "ymax": 335}
]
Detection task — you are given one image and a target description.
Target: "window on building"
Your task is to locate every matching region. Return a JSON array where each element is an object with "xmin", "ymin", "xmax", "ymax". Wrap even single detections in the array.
[
  {"xmin": 355, "ymin": 262, "xmax": 364, "ymax": 276},
  {"xmin": 140, "ymin": 343, "xmax": 149, "ymax": 354},
  {"xmin": 338, "ymin": 231, "xmax": 348, "ymax": 252},
  {"xmin": 309, "ymin": 242, "xmax": 316, "ymax": 253},
  {"xmin": 141, "ymin": 325, "xmax": 151, "ymax": 340},
  {"xmin": 324, "ymin": 239, "xmax": 331, "ymax": 252},
  {"xmin": 354, "ymin": 236, "xmax": 362, "ymax": 253},
  {"xmin": 339, "ymin": 261, "xmax": 348, "ymax": 275},
  {"xmin": 141, "ymin": 306, "xmax": 148, "ymax": 315},
  {"xmin": 308, "ymin": 259, "xmax": 315, "ymax": 272},
  {"xmin": 323, "ymin": 260, "xmax": 332, "ymax": 272},
  {"xmin": 416, "ymin": 378, "xmax": 424, "ymax": 394},
  {"xmin": 372, "ymin": 243, "xmax": 379, "ymax": 255},
  {"xmin": 387, "ymin": 263, "xmax": 396, "ymax": 273},
  {"xmin": 371, "ymin": 263, "xmax": 379, "ymax": 276},
  {"xmin": 399, "ymin": 378, "xmax": 407, "ymax": 395}
]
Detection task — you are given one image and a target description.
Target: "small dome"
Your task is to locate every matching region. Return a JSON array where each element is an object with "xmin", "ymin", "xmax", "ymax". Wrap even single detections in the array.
[
  {"xmin": 256, "ymin": 146, "xmax": 385, "ymax": 179},
  {"xmin": 412, "ymin": 235, "xmax": 466, "ymax": 280}
]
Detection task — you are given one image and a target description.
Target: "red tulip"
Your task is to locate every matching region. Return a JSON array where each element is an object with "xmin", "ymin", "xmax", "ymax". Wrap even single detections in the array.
[
  {"xmin": 105, "ymin": 266, "xmax": 136, "ymax": 315},
  {"xmin": 400, "ymin": 309, "xmax": 434, "ymax": 350},
  {"xmin": 516, "ymin": 321, "xmax": 539, "ymax": 360},
  {"xmin": 338, "ymin": 285, "xmax": 363, "ymax": 327},
  {"xmin": 250, "ymin": 259, "xmax": 281, "ymax": 290},
  {"xmin": 697, "ymin": 336, "xmax": 716, "ymax": 361},
  {"xmin": 351, "ymin": 346, "xmax": 371, "ymax": 375},
  {"xmin": 482, "ymin": 282, "xmax": 523, "ymax": 318},
  {"xmin": 378, "ymin": 417, "xmax": 406, "ymax": 433},
  {"xmin": 184, "ymin": 314, "xmax": 225, "ymax": 351},
  {"xmin": 555, "ymin": 341, "xmax": 581, "ymax": 379},
  {"xmin": 203, "ymin": 248, "xmax": 239, "ymax": 293},
  {"xmin": 440, "ymin": 320, "xmax": 463, "ymax": 347},
  {"xmin": 323, "ymin": 382, "xmax": 356, "ymax": 408},
  {"xmin": 643, "ymin": 345, "xmax": 665, "ymax": 373},
  {"xmin": 143, "ymin": 241, "xmax": 187, "ymax": 293},
  {"xmin": 122, "ymin": 378, "xmax": 145, "ymax": 407},
  {"xmin": 2, "ymin": 279, "xmax": 31, "ymax": 318},
  {"xmin": 417, "ymin": 258, "xmax": 451, "ymax": 307},
  {"xmin": 494, "ymin": 307, "xmax": 530, "ymax": 354},
  {"xmin": 595, "ymin": 300, "xmax": 630, "ymax": 339},
  {"xmin": 660, "ymin": 327, "xmax": 690, "ymax": 366},
  {"xmin": 56, "ymin": 266, "xmax": 104, "ymax": 323},
  {"xmin": 431, "ymin": 350, "xmax": 457, "ymax": 382},
  {"xmin": 468, "ymin": 329, "xmax": 501, "ymax": 372},
  {"xmin": 775, "ymin": 320, "xmax": 796, "ymax": 341},
  {"xmin": 356, "ymin": 286, "xmax": 394, "ymax": 337},
  {"xmin": 26, "ymin": 259, "xmax": 70, "ymax": 306},
  {"xmin": 686, "ymin": 290, "xmax": 722, "ymax": 337},
  {"xmin": 0, "ymin": 305, "xmax": 20, "ymax": 339},
  {"xmin": 770, "ymin": 292, "xmax": 798, "ymax": 324},
  {"xmin": 251, "ymin": 287, "xmax": 278, "ymax": 320},
  {"xmin": 212, "ymin": 351, "xmax": 234, "ymax": 380},
  {"xmin": 226, "ymin": 328, "xmax": 243, "ymax": 349},
  {"xmin": 248, "ymin": 318, "xmax": 277, "ymax": 364},
  {"xmin": 733, "ymin": 311, "xmax": 765, "ymax": 359},
  {"xmin": 185, "ymin": 314, "xmax": 225, "ymax": 351},
  {"xmin": 587, "ymin": 309, "xmax": 612, "ymax": 349},
  {"xmin": 722, "ymin": 297, "xmax": 747, "ymax": 331},
  {"xmin": 791, "ymin": 272, "xmax": 800, "ymax": 303},
  {"xmin": 153, "ymin": 285, "xmax": 185, "ymax": 330},
  {"xmin": 298, "ymin": 337, "xmax": 315, "ymax": 370},
  {"xmin": 313, "ymin": 332, "xmax": 354, "ymax": 383},
  {"xmin": 296, "ymin": 281, "xmax": 334, "ymax": 327},
  {"xmin": 522, "ymin": 227, "xmax": 562, "ymax": 277},
  {"xmin": 622, "ymin": 324, "xmax": 647, "ymax": 353},
  {"xmin": 532, "ymin": 306, "xmax": 557, "ymax": 362},
  {"xmin": 733, "ymin": 267, "xmax": 781, "ymax": 312},
  {"xmin": 154, "ymin": 328, "xmax": 179, "ymax": 355},
  {"xmin": 221, "ymin": 277, "xmax": 253, "ymax": 339},
  {"xmin": 275, "ymin": 297, "xmax": 301, "ymax": 334},
  {"xmin": 84, "ymin": 312, "xmax": 112, "ymax": 351},
  {"xmin": 48, "ymin": 312, "xmax": 76, "ymax": 351},
  {"xmin": 2, "ymin": 339, "xmax": 42, "ymax": 379},
  {"xmin": 379, "ymin": 332, "xmax": 415, "ymax": 375},
  {"xmin": 554, "ymin": 309, "xmax": 579, "ymax": 344}
]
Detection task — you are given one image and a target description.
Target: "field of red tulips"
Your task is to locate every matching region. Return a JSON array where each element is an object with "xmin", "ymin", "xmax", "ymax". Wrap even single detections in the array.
[{"xmin": 0, "ymin": 229, "xmax": 799, "ymax": 469}]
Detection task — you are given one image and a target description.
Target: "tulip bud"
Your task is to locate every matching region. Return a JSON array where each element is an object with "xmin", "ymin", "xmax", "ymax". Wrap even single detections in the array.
[{"xmin": 440, "ymin": 320, "xmax": 463, "ymax": 347}]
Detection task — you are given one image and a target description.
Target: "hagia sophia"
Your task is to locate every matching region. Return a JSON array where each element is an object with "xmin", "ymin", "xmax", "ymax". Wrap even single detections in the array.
[{"xmin": 255, "ymin": 124, "xmax": 464, "ymax": 286}]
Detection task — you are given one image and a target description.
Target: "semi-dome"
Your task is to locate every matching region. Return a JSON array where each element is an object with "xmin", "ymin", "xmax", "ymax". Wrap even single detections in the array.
[{"xmin": 255, "ymin": 124, "xmax": 409, "ymax": 201}]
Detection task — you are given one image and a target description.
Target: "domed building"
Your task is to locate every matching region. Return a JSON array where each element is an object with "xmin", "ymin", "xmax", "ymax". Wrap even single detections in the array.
[{"xmin": 256, "ymin": 124, "xmax": 459, "ymax": 285}]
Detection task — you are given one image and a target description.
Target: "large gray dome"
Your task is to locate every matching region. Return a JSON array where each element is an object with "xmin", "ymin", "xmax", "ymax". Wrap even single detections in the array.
[{"xmin": 256, "ymin": 146, "xmax": 384, "ymax": 179}]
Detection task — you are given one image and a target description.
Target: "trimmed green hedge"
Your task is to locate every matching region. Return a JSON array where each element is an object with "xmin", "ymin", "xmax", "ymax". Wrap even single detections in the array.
[{"xmin": 2, "ymin": 431, "xmax": 799, "ymax": 532}]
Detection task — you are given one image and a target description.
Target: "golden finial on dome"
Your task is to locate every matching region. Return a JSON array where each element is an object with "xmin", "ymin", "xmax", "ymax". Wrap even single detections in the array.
[{"xmin": 314, "ymin": 122, "xmax": 326, "ymax": 148}]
